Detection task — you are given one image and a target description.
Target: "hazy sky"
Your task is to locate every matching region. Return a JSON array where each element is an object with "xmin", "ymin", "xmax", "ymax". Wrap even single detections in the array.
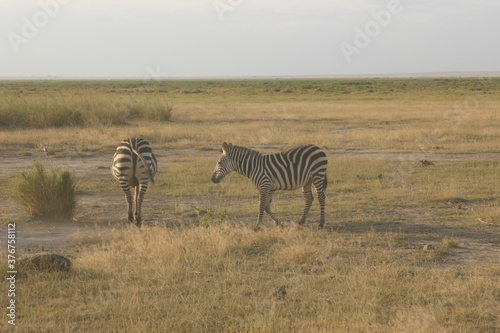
[{"xmin": 1, "ymin": 0, "xmax": 499, "ymax": 78}]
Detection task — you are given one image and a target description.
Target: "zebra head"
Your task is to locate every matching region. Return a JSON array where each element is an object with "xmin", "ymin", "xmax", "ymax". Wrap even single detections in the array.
[{"xmin": 212, "ymin": 142, "xmax": 235, "ymax": 184}]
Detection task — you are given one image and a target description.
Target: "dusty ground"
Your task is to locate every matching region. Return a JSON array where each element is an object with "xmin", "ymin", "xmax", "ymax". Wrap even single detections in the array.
[{"xmin": 1, "ymin": 148, "xmax": 499, "ymax": 266}]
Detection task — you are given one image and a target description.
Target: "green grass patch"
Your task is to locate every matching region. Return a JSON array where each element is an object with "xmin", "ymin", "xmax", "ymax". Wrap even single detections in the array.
[{"xmin": 2, "ymin": 77, "xmax": 500, "ymax": 103}]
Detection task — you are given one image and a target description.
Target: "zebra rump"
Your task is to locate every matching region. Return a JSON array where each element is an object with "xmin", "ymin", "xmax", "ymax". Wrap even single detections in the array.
[{"xmin": 111, "ymin": 138, "xmax": 157, "ymax": 226}]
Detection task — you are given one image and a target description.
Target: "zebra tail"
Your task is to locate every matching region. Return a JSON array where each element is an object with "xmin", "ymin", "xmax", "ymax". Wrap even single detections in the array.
[
  {"xmin": 323, "ymin": 173, "xmax": 328, "ymax": 191},
  {"xmin": 131, "ymin": 146, "xmax": 155, "ymax": 185}
]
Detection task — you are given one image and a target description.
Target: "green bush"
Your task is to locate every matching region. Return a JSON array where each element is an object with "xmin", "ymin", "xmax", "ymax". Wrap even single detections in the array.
[
  {"xmin": 11, "ymin": 162, "xmax": 77, "ymax": 220},
  {"xmin": 194, "ymin": 207, "xmax": 228, "ymax": 228}
]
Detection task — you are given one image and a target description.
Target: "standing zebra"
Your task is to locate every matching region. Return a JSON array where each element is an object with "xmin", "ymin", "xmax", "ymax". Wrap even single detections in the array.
[
  {"xmin": 111, "ymin": 138, "xmax": 157, "ymax": 227},
  {"xmin": 212, "ymin": 142, "xmax": 328, "ymax": 229}
]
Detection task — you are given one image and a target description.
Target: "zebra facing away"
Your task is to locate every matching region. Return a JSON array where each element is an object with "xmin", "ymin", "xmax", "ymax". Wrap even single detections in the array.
[
  {"xmin": 111, "ymin": 138, "xmax": 157, "ymax": 227},
  {"xmin": 212, "ymin": 143, "xmax": 328, "ymax": 229}
]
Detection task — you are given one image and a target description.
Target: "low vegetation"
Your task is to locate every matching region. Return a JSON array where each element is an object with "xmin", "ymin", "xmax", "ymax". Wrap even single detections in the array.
[
  {"xmin": 0, "ymin": 78, "xmax": 499, "ymax": 332},
  {"xmin": 0, "ymin": 94, "xmax": 172, "ymax": 128},
  {"xmin": 5, "ymin": 226, "xmax": 499, "ymax": 332},
  {"xmin": 11, "ymin": 161, "xmax": 76, "ymax": 220},
  {"xmin": 0, "ymin": 78, "xmax": 499, "ymax": 153}
]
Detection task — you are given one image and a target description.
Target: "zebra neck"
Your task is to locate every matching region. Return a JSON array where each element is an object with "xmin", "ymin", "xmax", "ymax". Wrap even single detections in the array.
[{"xmin": 231, "ymin": 146, "xmax": 262, "ymax": 179}]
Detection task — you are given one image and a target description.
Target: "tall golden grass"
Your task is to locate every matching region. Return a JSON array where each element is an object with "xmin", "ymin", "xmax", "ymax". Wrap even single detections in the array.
[
  {"xmin": 0, "ymin": 79, "xmax": 499, "ymax": 153},
  {"xmin": 0, "ymin": 100, "xmax": 498, "ymax": 154},
  {"xmin": 0, "ymin": 94, "xmax": 171, "ymax": 128},
  {"xmin": 5, "ymin": 226, "xmax": 498, "ymax": 332}
]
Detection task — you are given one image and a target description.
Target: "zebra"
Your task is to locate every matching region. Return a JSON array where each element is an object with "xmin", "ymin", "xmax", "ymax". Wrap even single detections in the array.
[
  {"xmin": 211, "ymin": 142, "xmax": 328, "ymax": 229},
  {"xmin": 111, "ymin": 138, "xmax": 157, "ymax": 227}
]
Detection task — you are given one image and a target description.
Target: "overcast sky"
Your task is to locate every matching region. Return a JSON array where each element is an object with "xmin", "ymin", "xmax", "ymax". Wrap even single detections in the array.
[{"xmin": 1, "ymin": 0, "xmax": 498, "ymax": 78}]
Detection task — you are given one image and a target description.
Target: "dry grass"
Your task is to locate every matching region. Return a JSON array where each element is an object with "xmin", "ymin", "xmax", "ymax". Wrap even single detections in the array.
[
  {"xmin": 1, "ymin": 78, "xmax": 499, "ymax": 332},
  {"xmin": 1, "ymin": 100, "xmax": 499, "ymax": 153},
  {"xmin": 0, "ymin": 79, "xmax": 499, "ymax": 153},
  {"xmin": 0, "ymin": 94, "xmax": 172, "ymax": 129},
  {"xmin": 3, "ymin": 226, "xmax": 499, "ymax": 332}
]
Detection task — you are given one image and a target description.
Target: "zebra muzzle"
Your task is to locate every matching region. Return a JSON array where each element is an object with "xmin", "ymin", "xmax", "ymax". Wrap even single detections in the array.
[{"xmin": 211, "ymin": 174, "xmax": 221, "ymax": 183}]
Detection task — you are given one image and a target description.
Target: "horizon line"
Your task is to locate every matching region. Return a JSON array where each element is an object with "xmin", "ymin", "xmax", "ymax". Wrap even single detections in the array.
[{"xmin": 1, "ymin": 71, "xmax": 499, "ymax": 81}]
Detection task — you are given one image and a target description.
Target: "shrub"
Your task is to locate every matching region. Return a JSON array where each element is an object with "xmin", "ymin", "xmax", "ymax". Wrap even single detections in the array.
[
  {"xmin": 11, "ymin": 162, "xmax": 77, "ymax": 220},
  {"xmin": 194, "ymin": 207, "xmax": 228, "ymax": 228}
]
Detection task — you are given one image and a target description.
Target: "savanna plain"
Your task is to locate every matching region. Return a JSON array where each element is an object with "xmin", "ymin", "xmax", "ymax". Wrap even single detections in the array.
[{"xmin": 0, "ymin": 78, "xmax": 499, "ymax": 332}]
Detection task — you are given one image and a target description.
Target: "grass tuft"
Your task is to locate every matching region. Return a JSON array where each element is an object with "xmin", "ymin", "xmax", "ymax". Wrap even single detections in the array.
[
  {"xmin": 442, "ymin": 237, "xmax": 460, "ymax": 248},
  {"xmin": 11, "ymin": 162, "xmax": 77, "ymax": 220}
]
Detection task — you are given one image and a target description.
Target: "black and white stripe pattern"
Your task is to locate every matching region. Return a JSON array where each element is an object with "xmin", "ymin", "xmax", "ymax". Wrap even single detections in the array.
[
  {"xmin": 212, "ymin": 143, "xmax": 328, "ymax": 229},
  {"xmin": 111, "ymin": 138, "xmax": 157, "ymax": 226}
]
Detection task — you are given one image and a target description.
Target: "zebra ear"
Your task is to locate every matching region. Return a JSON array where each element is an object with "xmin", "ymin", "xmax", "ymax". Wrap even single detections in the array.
[{"xmin": 222, "ymin": 142, "xmax": 230, "ymax": 155}]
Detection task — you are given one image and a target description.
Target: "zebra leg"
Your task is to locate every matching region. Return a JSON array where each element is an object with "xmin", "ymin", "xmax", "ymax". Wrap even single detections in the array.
[
  {"xmin": 135, "ymin": 183, "xmax": 149, "ymax": 227},
  {"xmin": 313, "ymin": 176, "xmax": 327, "ymax": 229},
  {"xmin": 256, "ymin": 188, "xmax": 270, "ymax": 230},
  {"xmin": 265, "ymin": 191, "xmax": 281, "ymax": 226},
  {"xmin": 120, "ymin": 181, "xmax": 134, "ymax": 223},
  {"xmin": 299, "ymin": 183, "xmax": 314, "ymax": 225},
  {"xmin": 134, "ymin": 185, "xmax": 144, "ymax": 227},
  {"xmin": 317, "ymin": 190, "xmax": 326, "ymax": 229}
]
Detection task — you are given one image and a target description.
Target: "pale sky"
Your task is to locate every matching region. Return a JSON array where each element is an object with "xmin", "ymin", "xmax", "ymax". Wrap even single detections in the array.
[{"xmin": 1, "ymin": 0, "xmax": 499, "ymax": 78}]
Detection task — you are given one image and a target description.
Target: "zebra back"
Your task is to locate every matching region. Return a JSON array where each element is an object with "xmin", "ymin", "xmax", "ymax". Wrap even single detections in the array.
[
  {"xmin": 220, "ymin": 143, "xmax": 327, "ymax": 191},
  {"xmin": 264, "ymin": 144, "xmax": 327, "ymax": 190}
]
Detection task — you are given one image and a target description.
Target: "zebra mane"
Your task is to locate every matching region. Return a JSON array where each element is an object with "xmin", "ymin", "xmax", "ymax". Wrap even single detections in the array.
[{"xmin": 225, "ymin": 143, "xmax": 262, "ymax": 159}]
